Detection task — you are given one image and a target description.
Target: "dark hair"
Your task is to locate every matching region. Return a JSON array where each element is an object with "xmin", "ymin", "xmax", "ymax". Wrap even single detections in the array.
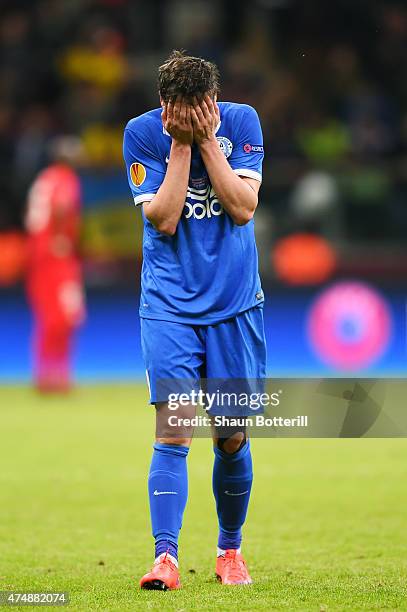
[{"xmin": 158, "ymin": 50, "xmax": 220, "ymax": 102}]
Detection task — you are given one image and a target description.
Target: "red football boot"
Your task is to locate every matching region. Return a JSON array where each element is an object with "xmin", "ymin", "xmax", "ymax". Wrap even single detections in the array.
[
  {"xmin": 216, "ymin": 549, "xmax": 252, "ymax": 585},
  {"xmin": 140, "ymin": 552, "xmax": 181, "ymax": 590}
]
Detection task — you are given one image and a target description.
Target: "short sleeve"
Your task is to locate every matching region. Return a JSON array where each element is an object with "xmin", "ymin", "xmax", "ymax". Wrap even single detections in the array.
[
  {"xmin": 228, "ymin": 105, "xmax": 264, "ymax": 183},
  {"xmin": 123, "ymin": 123, "xmax": 165, "ymax": 206}
]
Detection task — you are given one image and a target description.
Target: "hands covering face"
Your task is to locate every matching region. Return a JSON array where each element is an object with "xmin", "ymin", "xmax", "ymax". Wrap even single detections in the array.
[
  {"xmin": 161, "ymin": 95, "xmax": 193, "ymax": 145},
  {"xmin": 162, "ymin": 94, "xmax": 219, "ymax": 146}
]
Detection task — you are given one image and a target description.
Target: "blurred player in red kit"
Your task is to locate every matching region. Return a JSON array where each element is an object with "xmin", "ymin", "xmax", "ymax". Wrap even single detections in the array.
[{"xmin": 25, "ymin": 137, "xmax": 86, "ymax": 392}]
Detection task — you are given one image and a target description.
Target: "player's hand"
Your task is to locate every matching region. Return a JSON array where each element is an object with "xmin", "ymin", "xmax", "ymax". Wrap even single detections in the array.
[
  {"xmin": 191, "ymin": 94, "xmax": 220, "ymax": 146},
  {"xmin": 162, "ymin": 96, "xmax": 193, "ymax": 146}
]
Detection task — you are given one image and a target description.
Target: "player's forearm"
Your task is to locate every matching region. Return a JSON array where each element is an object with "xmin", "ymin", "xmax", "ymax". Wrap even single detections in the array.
[
  {"xmin": 144, "ymin": 141, "xmax": 191, "ymax": 236},
  {"xmin": 199, "ymin": 139, "xmax": 258, "ymax": 226}
]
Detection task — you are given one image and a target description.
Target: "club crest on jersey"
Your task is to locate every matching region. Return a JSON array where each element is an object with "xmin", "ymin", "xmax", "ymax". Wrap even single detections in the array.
[
  {"xmin": 216, "ymin": 136, "xmax": 233, "ymax": 158},
  {"xmin": 130, "ymin": 162, "xmax": 146, "ymax": 187}
]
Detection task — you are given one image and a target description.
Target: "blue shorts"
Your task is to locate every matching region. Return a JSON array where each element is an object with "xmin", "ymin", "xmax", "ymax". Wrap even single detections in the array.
[{"xmin": 141, "ymin": 306, "xmax": 266, "ymax": 407}]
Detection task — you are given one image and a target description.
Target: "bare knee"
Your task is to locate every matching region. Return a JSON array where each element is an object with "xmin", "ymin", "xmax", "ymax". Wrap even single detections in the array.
[
  {"xmin": 215, "ymin": 431, "xmax": 246, "ymax": 454},
  {"xmin": 155, "ymin": 401, "xmax": 195, "ymax": 446}
]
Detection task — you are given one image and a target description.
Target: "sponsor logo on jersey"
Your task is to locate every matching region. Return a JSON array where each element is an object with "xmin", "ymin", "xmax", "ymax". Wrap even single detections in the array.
[
  {"xmin": 184, "ymin": 185, "xmax": 223, "ymax": 219},
  {"xmin": 243, "ymin": 143, "xmax": 264, "ymax": 153},
  {"xmin": 130, "ymin": 162, "xmax": 146, "ymax": 187},
  {"xmin": 216, "ymin": 136, "xmax": 233, "ymax": 158}
]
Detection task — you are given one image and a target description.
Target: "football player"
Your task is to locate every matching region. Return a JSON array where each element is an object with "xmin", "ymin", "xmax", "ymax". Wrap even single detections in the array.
[
  {"xmin": 25, "ymin": 137, "xmax": 85, "ymax": 392},
  {"xmin": 123, "ymin": 51, "xmax": 266, "ymax": 589}
]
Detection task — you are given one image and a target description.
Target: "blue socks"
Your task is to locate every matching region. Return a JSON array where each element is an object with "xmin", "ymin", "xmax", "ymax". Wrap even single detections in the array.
[
  {"xmin": 148, "ymin": 443, "xmax": 189, "ymax": 562},
  {"xmin": 212, "ymin": 440, "xmax": 253, "ymax": 550},
  {"xmin": 148, "ymin": 440, "xmax": 253, "ymax": 562}
]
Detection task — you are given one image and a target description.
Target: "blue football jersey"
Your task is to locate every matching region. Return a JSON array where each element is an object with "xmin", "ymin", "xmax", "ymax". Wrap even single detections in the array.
[{"xmin": 123, "ymin": 101, "xmax": 264, "ymax": 324}]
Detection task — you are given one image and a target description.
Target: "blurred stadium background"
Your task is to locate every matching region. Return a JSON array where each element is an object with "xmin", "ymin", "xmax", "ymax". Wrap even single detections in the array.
[{"xmin": 1, "ymin": 0, "xmax": 406, "ymax": 381}]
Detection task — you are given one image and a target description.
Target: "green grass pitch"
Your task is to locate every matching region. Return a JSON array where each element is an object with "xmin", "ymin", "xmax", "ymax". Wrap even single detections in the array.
[{"xmin": 1, "ymin": 385, "xmax": 407, "ymax": 611}]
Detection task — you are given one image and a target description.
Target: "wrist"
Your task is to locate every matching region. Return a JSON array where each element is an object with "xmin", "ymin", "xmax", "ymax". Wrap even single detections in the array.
[
  {"xmin": 198, "ymin": 135, "xmax": 218, "ymax": 152},
  {"xmin": 171, "ymin": 139, "xmax": 192, "ymax": 153}
]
